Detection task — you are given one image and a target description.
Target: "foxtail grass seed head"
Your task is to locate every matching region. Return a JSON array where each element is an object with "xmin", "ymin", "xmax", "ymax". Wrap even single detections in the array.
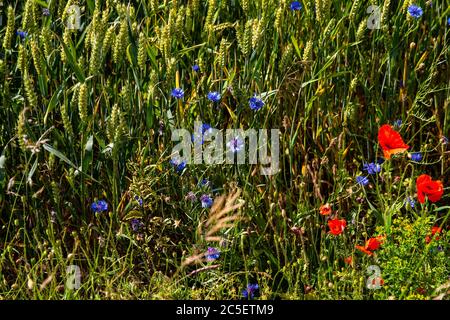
[
  {"xmin": 24, "ymin": 73, "xmax": 38, "ymax": 108},
  {"xmin": 349, "ymin": 0, "xmax": 361, "ymax": 22},
  {"xmin": 218, "ymin": 38, "xmax": 228, "ymax": 68},
  {"xmin": 78, "ymin": 83, "xmax": 88, "ymax": 123},
  {"xmin": 114, "ymin": 18, "xmax": 129, "ymax": 64},
  {"xmin": 205, "ymin": 0, "xmax": 216, "ymax": 29},
  {"xmin": 103, "ymin": 25, "xmax": 116, "ymax": 56},
  {"xmin": 89, "ymin": 34, "xmax": 102, "ymax": 75},
  {"xmin": 138, "ymin": 33, "xmax": 147, "ymax": 69},
  {"xmin": 22, "ymin": 0, "xmax": 37, "ymax": 31},
  {"xmin": 275, "ymin": 7, "xmax": 283, "ymax": 30},
  {"xmin": 61, "ymin": 103, "xmax": 74, "ymax": 139},
  {"xmin": 40, "ymin": 27, "xmax": 52, "ymax": 58},
  {"xmin": 17, "ymin": 44, "xmax": 27, "ymax": 74},
  {"xmin": 302, "ymin": 40, "xmax": 313, "ymax": 62},
  {"xmin": 381, "ymin": 0, "xmax": 391, "ymax": 28},
  {"xmin": 356, "ymin": 19, "xmax": 367, "ymax": 40},
  {"xmin": 30, "ymin": 39, "xmax": 45, "ymax": 76},
  {"xmin": 3, "ymin": 6, "xmax": 15, "ymax": 50}
]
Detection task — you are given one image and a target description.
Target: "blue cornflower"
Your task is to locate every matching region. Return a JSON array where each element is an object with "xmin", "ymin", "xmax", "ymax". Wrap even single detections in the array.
[
  {"xmin": 447, "ymin": 17, "xmax": 450, "ymax": 26},
  {"xmin": 16, "ymin": 31, "xmax": 28, "ymax": 40},
  {"xmin": 376, "ymin": 157, "xmax": 385, "ymax": 165},
  {"xmin": 249, "ymin": 96, "xmax": 265, "ymax": 111},
  {"xmin": 130, "ymin": 219, "xmax": 144, "ymax": 232},
  {"xmin": 192, "ymin": 123, "xmax": 213, "ymax": 144},
  {"xmin": 207, "ymin": 91, "xmax": 221, "ymax": 103},
  {"xmin": 170, "ymin": 158, "xmax": 186, "ymax": 173},
  {"xmin": 192, "ymin": 64, "xmax": 200, "ymax": 72},
  {"xmin": 171, "ymin": 88, "xmax": 185, "ymax": 99},
  {"xmin": 409, "ymin": 152, "xmax": 423, "ymax": 162},
  {"xmin": 363, "ymin": 162, "xmax": 381, "ymax": 175},
  {"xmin": 91, "ymin": 200, "xmax": 108, "ymax": 213},
  {"xmin": 405, "ymin": 196, "xmax": 415, "ymax": 209},
  {"xmin": 200, "ymin": 194, "xmax": 213, "ymax": 208},
  {"xmin": 134, "ymin": 196, "xmax": 143, "ymax": 206},
  {"xmin": 205, "ymin": 247, "xmax": 220, "ymax": 261},
  {"xmin": 242, "ymin": 284, "xmax": 259, "ymax": 299},
  {"xmin": 200, "ymin": 178, "xmax": 211, "ymax": 188},
  {"xmin": 226, "ymin": 136, "xmax": 244, "ymax": 153},
  {"xmin": 42, "ymin": 8, "xmax": 50, "ymax": 16},
  {"xmin": 290, "ymin": 1, "xmax": 302, "ymax": 11},
  {"xmin": 407, "ymin": 5, "xmax": 423, "ymax": 19},
  {"xmin": 356, "ymin": 176, "xmax": 369, "ymax": 186},
  {"xmin": 393, "ymin": 119, "xmax": 402, "ymax": 128}
]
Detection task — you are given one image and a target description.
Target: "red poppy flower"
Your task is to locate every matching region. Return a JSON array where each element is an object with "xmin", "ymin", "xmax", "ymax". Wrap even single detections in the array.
[
  {"xmin": 416, "ymin": 174, "xmax": 444, "ymax": 204},
  {"xmin": 328, "ymin": 219, "xmax": 346, "ymax": 235},
  {"xmin": 356, "ymin": 236, "xmax": 384, "ymax": 255},
  {"xmin": 378, "ymin": 124, "xmax": 410, "ymax": 159},
  {"xmin": 320, "ymin": 203, "xmax": 332, "ymax": 216},
  {"xmin": 425, "ymin": 226, "xmax": 442, "ymax": 244}
]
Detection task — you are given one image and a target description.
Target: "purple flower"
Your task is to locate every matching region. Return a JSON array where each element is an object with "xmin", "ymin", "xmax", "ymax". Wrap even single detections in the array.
[
  {"xmin": 42, "ymin": 8, "xmax": 50, "ymax": 16},
  {"xmin": 192, "ymin": 64, "xmax": 200, "ymax": 72},
  {"xmin": 227, "ymin": 136, "xmax": 244, "ymax": 153},
  {"xmin": 171, "ymin": 88, "xmax": 184, "ymax": 99},
  {"xmin": 407, "ymin": 5, "xmax": 423, "ymax": 19},
  {"xmin": 207, "ymin": 91, "xmax": 221, "ymax": 103},
  {"xmin": 290, "ymin": 1, "xmax": 302, "ymax": 11},
  {"xmin": 409, "ymin": 152, "xmax": 423, "ymax": 162},
  {"xmin": 242, "ymin": 284, "xmax": 259, "ymax": 299},
  {"xmin": 356, "ymin": 176, "xmax": 369, "ymax": 186},
  {"xmin": 200, "ymin": 194, "xmax": 213, "ymax": 208},
  {"xmin": 91, "ymin": 200, "xmax": 108, "ymax": 213},
  {"xmin": 363, "ymin": 162, "xmax": 381, "ymax": 175},
  {"xmin": 16, "ymin": 31, "xmax": 28, "ymax": 40},
  {"xmin": 441, "ymin": 136, "xmax": 448, "ymax": 145},
  {"xmin": 249, "ymin": 96, "xmax": 265, "ymax": 111},
  {"xmin": 130, "ymin": 219, "xmax": 144, "ymax": 232},
  {"xmin": 170, "ymin": 158, "xmax": 186, "ymax": 173},
  {"xmin": 205, "ymin": 247, "xmax": 220, "ymax": 261},
  {"xmin": 405, "ymin": 196, "xmax": 415, "ymax": 209},
  {"xmin": 134, "ymin": 196, "xmax": 143, "ymax": 206}
]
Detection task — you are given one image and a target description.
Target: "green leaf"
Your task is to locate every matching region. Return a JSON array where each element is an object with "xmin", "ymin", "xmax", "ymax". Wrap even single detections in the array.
[{"xmin": 60, "ymin": 39, "xmax": 86, "ymax": 82}]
